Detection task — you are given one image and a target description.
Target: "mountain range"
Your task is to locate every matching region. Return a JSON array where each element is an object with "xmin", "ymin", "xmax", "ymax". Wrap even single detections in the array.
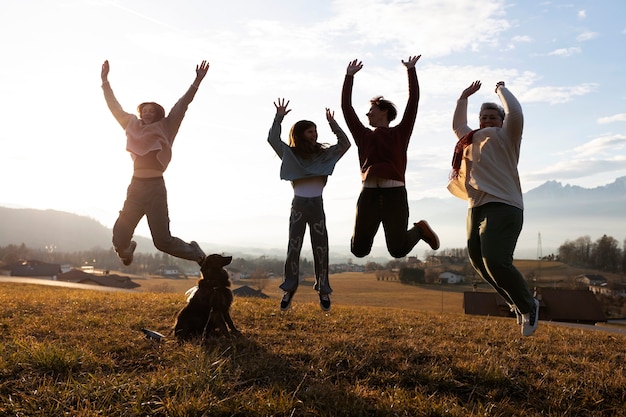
[{"xmin": 1, "ymin": 176, "xmax": 624, "ymax": 262}]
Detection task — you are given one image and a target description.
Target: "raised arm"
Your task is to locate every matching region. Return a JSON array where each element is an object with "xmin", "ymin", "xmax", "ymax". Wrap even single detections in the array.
[
  {"xmin": 452, "ymin": 80, "xmax": 481, "ymax": 139},
  {"xmin": 396, "ymin": 55, "xmax": 421, "ymax": 133},
  {"xmin": 326, "ymin": 108, "xmax": 351, "ymax": 155},
  {"xmin": 267, "ymin": 98, "xmax": 291, "ymax": 158},
  {"xmin": 101, "ymin": 60, "xmax": 133, "ymax": 129},
  {"xmin": 341, "ymin": 59, "xmax": 368, "ymax": 138},
  {"xmin": 496, "ymin": 81, "xmax": 523, "ymax": 140}
]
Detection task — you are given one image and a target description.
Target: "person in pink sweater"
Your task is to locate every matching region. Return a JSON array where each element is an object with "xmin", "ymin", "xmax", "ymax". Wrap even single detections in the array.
[
  {"xmin": 341, "ymin": 55, "xmax": 440, "ymax": 259},
  {"xmin": 449, "ymin": 80, "xmax": 539, "ymax": 337},
  {"xmin": 101, "ymin": 59, "xmax": 208, "ymax": 267}
]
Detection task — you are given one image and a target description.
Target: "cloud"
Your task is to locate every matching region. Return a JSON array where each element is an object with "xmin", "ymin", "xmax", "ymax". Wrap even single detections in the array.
[
  {"xmin": 524, "ymin": 157, "xmax": 626, "ymax": 183},
  {"xmin": 598, "ymin": 114, "xmax": 626, "ymax": 124},
  {"xmin": 330, "ymin": 0, "xmax": 510, "ymax": 57},
  {"xmin": 576, "ymin": 31, "xmax": 598, "ymax": 41},
  {"xmin": 519, "ymin": 83, "xmax": 597, "ymax": 104},
  {"xmin": 547, "ymin": 47, "xmax": 582, "ymax": 57},
  {"xmin": 571, "ymin": 134, "xmax": 626, "ymax": 157},
  {"xmin": 577, "ymin": 10, "xmax": 587, "ymax": 19}
]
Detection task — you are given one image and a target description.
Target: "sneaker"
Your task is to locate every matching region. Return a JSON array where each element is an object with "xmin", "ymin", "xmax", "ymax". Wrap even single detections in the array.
[
  {"xmin": 521, "ymin": 299, "xmax": 540, "ymax": 336},
  {"xmin": 415, "ymin": 220, "xmax": 440, "ymax": 250},
  {"xmin": 190, "ymin": 241, "xmax": 206, "ymax": 265},
  {"xmin": 118, "ymin": 241, "xmax": 137, "ymax": 266},
  {"xmin": 280, "ymin": 291, "xmax": 295, "ymax": 311},
  {"xmin": 319, "ymin": 294, "xmax": 331, "ymax": 311}
]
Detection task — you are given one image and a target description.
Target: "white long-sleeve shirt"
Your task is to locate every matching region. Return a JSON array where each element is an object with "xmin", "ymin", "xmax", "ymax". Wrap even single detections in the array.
[{"xmin": 447, "ymin": 86, "xmax": 524, "ymax": 210}]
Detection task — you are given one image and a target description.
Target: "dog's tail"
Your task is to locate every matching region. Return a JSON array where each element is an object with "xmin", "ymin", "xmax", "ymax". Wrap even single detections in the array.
[{"xmin": 185, "ymin": 285, "xmax": 198, "ymax": 302}]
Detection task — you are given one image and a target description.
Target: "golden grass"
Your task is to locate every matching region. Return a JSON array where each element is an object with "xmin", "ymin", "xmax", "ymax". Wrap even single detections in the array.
[{"xmin": 2, "ymin": 274, "xmax": 626, "ymax": 416}]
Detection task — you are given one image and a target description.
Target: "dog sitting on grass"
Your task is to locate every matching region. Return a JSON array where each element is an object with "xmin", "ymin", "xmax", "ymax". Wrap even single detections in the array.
[{"xmin": 174, "ymin": 254, "xmax": 240, "ymax": 343}]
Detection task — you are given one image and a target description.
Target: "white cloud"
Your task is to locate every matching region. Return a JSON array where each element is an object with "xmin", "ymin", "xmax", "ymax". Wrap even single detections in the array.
[
  {"xmin": 548, "ymin": 47, "xmax": 582, "ymax": 57},
  {"xmin": 519, "ymin": 83, "xmax": 597, "ymax": 104},
  {"xmin": 572, "ymin": 134, "xmax": 626, "ymax": 157},
  {"xmin": 598, "ymin": 114, "xmax": 626, "ymax": 124},
  {"xmin": 577, "ymin": 10, "xmax": 587, "ymax": 19},
  {"xmin": 577, "ymin": 31, "xmax": 598, "ymax": 41}
]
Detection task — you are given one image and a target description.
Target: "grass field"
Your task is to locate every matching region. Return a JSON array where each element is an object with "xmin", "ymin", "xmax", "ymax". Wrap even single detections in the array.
[{"xmin": 2, "ymin": 269, "xmax": 626, "ymax": 416}]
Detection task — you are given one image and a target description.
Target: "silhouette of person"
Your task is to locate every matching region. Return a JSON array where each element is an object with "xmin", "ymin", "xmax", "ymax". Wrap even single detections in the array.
[
  {"xmin": 341, "ymin": 55, "xmax": 439, "ymax": 259},
  {"xmin": 101, "ymin": 59, "xmax": 208, "ymax": 266},
  {"xmin": 268, "ymin": 98, "xmax": 351, "ymax": 312}
]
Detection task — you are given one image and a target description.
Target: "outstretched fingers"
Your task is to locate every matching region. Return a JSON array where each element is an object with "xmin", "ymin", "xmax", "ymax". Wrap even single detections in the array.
[
  {"xmin": 273, "ymin": 98, "xmax": 291, "ymax": 115},
  {"xmin": 402, "ymin": 55, "xmax": 422, "ymax": 68}
]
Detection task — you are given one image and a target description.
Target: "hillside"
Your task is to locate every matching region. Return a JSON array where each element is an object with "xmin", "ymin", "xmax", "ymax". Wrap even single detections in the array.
[{"xmin": 1, "ymin": 281, "xmax": 625, "ymax": 416}]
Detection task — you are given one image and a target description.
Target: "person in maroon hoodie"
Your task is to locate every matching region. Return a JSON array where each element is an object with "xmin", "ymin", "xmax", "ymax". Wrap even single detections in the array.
[{"xmin": 341, "ymin": 55, "xmax": 439, "ymax": 258}]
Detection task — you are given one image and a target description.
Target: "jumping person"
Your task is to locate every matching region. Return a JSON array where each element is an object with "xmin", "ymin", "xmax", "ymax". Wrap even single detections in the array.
[
  {"xmin": 268, "ymin": 98, "xmax": 351, "ymax": 311},
  {"xmin": 101, "ymin": 59, "xmax": 208, "ymax": 266},
  {"xmin": 341, "ymin": 55, "xmax": 439, "ymax": 259},
  {"xmin": 448, "ymin": 80, "xmax": 539, "ymax": 336}
]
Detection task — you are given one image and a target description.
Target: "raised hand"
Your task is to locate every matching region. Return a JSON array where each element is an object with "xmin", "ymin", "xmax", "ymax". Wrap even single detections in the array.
[
  {"xmin": 401, "ymin": 55, "xmax": 421, "ymax": 69},
  {"xmin": 101, "ymin": 60, "xmax": 110, "ymax": 83},
  {"xmin": 194, "ymin": 60, "xmax": 209, "ymax": 86},
  {"xmin": 461, "ymin": 80, "xmax": 482, "ymax": 99},
  {"xmin": 495, "ymin": 81, "xmax": 505, "ymax": 93},
  {"xmin": 274, "ymin": 98, "xmax": 291, "ymax": 116},
  {"xmin": 325, "ymin": 108, "xmax": 335, "ymax": 123},
  {"xmin": 346, "ymin": 59, "xmax": 363, "ymax": 76}
]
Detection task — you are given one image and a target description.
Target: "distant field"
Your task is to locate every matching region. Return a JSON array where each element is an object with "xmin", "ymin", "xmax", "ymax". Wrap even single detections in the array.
[{"xmin": 136, "ymin": 272, "xmax": 466, "ymax": 314}]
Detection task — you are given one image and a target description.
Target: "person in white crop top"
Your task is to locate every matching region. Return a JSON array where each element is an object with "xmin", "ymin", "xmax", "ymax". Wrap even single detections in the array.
[{"xmin": 267, "ymin": 98, "xmax": 351, "ymax": 312}]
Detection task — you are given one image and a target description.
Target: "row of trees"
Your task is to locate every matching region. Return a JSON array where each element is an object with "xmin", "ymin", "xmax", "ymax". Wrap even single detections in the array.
[
  {"xmin": 2, "ymin": 233, "xmax": 624, "ymax": 276},
  {"xmin": 557, "ymin": 235, "xmax": 626, "ymax": 273}
]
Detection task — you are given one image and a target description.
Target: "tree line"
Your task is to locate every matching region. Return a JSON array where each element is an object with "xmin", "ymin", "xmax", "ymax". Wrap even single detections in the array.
[{"xmin": 556, "ymin": 235, "xmax": 626, "ymax": 273}]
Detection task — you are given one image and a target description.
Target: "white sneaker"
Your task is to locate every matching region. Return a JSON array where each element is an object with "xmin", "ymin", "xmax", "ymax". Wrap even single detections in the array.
[{"xmin": 521, "ymin": 299, "xmax": 540, "ymax": 337}]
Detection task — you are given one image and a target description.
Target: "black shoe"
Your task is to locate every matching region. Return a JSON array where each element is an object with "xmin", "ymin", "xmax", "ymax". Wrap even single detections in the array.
[
  {"xmin": 190, "ymin": 241, "xmax": 206, "ymax": 265},
  {"xmin": 319, "ymin": 294, "xmax": 331, "ymax": 311},
  {"xmin": 118, "ymin": 241, "xmax": 137, "ymax": 266},
  {"xmin": 280, "ymin": 291, "xmax": 295, "ymax": 311}
]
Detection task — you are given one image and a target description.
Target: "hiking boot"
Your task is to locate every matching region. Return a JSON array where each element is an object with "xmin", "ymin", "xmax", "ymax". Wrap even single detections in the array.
[
  {"xmin": 521, "ymin": 299, "xmax": 540, "ymax": 336},
  {"xmin": 319, "ymin": 294, "xmax": 331, "ymax": 311},
  {"xmin": 280, "ymin": 291, "xmax": 295, "ymax": 311},
  {"xmin": 190, "ymin": 241, "xmax": 206, "ymax": 265},
  {"xmin": 415, "ymin": 220, "xmax": 440, "ymax": 250},
  {"xmin": 118, "ymin": 241, "xmax": 137, "ymax": 266}
]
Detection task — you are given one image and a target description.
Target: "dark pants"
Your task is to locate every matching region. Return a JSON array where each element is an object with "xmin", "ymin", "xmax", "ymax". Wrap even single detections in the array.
[
  {"xmin": 279, "ymin": 196, "xmax": 331, "ymax": 295},
  {"xmin": 112, "ymin": 177, "xmax": 201, "ymax": 262},
  {"xmin": 466, "ymin": 202, "xmax": 535, "ymax": 314},
  {"xmin": 351, "ymin": 186, "xmax": 420, "ymax": 258}
]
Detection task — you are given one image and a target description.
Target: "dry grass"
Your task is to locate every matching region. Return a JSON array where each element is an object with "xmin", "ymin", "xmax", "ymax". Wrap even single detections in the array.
[{"xmin": 1, "ymin": 274, "xmax": 626, "ymax": 416}]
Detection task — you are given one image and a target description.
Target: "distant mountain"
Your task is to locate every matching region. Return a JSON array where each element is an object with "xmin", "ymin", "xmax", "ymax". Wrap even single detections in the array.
[
  {"xmin": 0, "ymin": 207, "xmax": 152, "ymax": 253},
  {"xmin": 1, "ymin": 177, "xmax": 624, "ymax": 261},
  {"xmin": 408, "ymin": 176, "xmax": 626, "ymax": 258}
]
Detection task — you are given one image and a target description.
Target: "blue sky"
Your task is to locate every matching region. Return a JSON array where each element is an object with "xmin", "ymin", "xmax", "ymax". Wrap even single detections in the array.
[{"xmin": 1, "ymin": 0, "xmax": 624, "ymax": 259}]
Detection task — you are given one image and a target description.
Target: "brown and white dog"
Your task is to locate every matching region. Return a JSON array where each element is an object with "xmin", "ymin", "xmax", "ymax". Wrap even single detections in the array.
[{"xmin": 174, "ymin": 254, "xmax": 240, "ymax": 343}]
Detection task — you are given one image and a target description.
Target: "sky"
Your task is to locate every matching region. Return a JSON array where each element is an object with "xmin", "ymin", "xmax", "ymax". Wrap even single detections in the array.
[{"xmin": 1, "ymin": 0, "xmax": 625, "ymax": 261}]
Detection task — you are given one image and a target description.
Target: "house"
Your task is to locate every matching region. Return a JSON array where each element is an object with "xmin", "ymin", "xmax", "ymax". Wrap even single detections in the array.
[
  {"xmin": 226, "ymin": 267, "xmax": 242, "ymax": 283},
  {"xmin": 233, "ymin": 285, "xmax": 269, "ymax": 298},
  {"xmin": 463, "ymin": 288, "xmax": 606, "ymax": 324},
  {"xmin": 439, "ymin": 271, "xmax": 464, "ymax": 284},
  {"xmin": 9, "ymin": 260, "xmax": 62, "ymax": 279},
  {"xmin": 58, "ymin": 269, "xmax": 140, "ymax": 289},
  {"xmin": 576, "ymin": 274, "xmax": 607, "ymax": 286}
]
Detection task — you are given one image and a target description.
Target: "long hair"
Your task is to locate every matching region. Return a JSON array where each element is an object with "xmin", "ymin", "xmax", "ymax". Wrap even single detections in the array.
[
  {"xmin": 137, "ymin": 102, "xmax": 166, "ymax": 122},
  {"xmin": 288, "ymin": 120, "xmax": 328, "ymax": 158}
]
